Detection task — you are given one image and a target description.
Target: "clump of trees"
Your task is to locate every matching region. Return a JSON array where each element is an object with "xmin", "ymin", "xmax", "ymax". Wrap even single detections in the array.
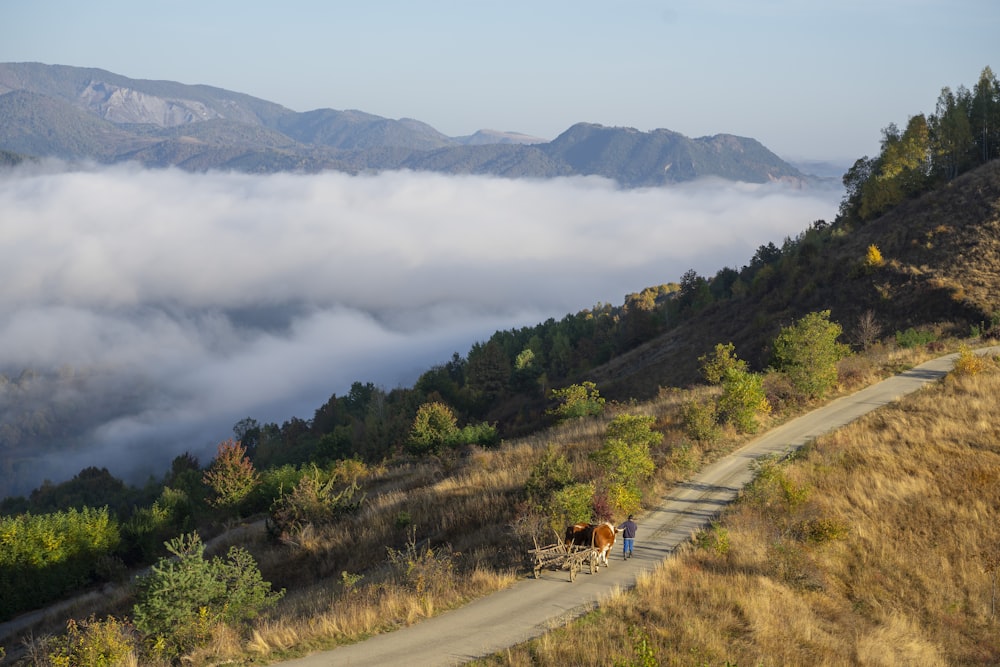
[
  {"xmin": 0, "ymin": 506, "xmax": 120, "ymax": 620},
  {"xmin": 841, "ymin": 66, "xmax": 999, "ymax": 223},
  {"xmin": 132, "ymin": 532, "xmax": 282, "ymax": 660}
]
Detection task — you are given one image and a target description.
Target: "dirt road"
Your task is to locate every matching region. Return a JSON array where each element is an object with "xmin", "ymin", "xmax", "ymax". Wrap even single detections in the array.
[{"xmin": 279, "ymin": 349, "xmax": 989, "ymax": 666}]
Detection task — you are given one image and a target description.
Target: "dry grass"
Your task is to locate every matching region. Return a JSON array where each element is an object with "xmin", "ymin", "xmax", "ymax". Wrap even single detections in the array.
[
  {"xmin": 475, "ymin": 355, "xmax": 1000, "ymax": 666},
  {"xmin": 5, "ymin": 341, "xmax": 987, "ymax": 666}
]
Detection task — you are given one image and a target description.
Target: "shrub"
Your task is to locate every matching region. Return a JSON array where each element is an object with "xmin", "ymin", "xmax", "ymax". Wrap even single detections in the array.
[
  {"xmin": 0, "ymin": 506, "xmax": 120, "ymax": 620},
  {"xmin": 549, "ymin": 482, "xmax": 595, "ymax": 531},
  {"xmin": 46, "ymin": 615, "xmax": 138, "ymax": 667},
  {"xmin": 772, "ymin": 310, "xmax": 850, "ymax": 400},
  {"xmin": 953, "ymin": 344, "xmax": 987, "ymax": 376},
  {"xmin": 132, "ymin": 532, "xmax": 283, "ymax": 658},
  {"xmin": 387, "ymin": 529, "xmax": 455, "ymax": 596},
  {"xmin": 719, "ymin": 368, "xmax": 771, "ymax": 433},
  {"xmin": 407, "ymin": 401, "xmax": 458, "ymax": 455},
  {"xmin": 694, "ymin": 521, "xmax": 731, "ymax": 556},
  {"xmin": 203, "ymin": 439, "xmax": 260, "ymax": 512},
  {"xmin": 268, "ymin": 465, "xmax": 364, "ymax": 543},
  {"xmin": 594, "ymin": 414, "xmax": 658, "ymax": 514},
  {"xmin": 698, "ymin": 342, "xmax": 747, "ymax": 384},
  {"xmin": 681, "ymin": 398, "xmax": 721, "ymax": 443},
  {"xmin": 547, "ymin": 381, "xmax": 605, "ymax": 421},
  {"xmin": 524, "ymin": 446, "xmax": 574, "ymax": 508},
  {"xmin": 865, "ymin": 243, "xmax": 885, "ymax": 268},
  {"xmin": 895, "ymin": 327, "xmax": 938, "ymax": 348}
]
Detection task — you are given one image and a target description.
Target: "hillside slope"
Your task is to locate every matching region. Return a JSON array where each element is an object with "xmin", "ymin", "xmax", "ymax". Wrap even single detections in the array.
[{"xmin": 589, "ymin": 160, "xmax": 1000, "ymax": 398}]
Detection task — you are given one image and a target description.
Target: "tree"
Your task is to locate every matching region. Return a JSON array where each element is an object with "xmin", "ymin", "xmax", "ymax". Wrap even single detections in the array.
[
  {"xmin": 547, "ymin": 381, "xmax": 605, "ymax": 421},
  {"xmin": 594, "ymin": 414, "xmax": 658, "ymax": 514},
  {"xmin": 971, "ymin": 66, "xmax": 1000, "ymax": 164},
  {"xmin": 133, "ymin": 532, "xmax": 282, "ymax": 658},
  {"xmin": 772, "ymin": 310, "xmax": 850, "ymax": 400},
  {"xmin": 407, "ymin": 401, "xmax": 458, "ymax": 455},
  {"xmin": 232, "ymin": 417, "xmax": 260, "ymax": 457},
  {"xmin": 931, "ymin": 85, "xmax": 975, "ymax": 181},
  {"xmin": 203, "ymin": 439, "xmax": 260, "ymax": 512},
  {"xmin": 839, "ymin": 156, "xmax": 875, "ymax": 222},
  {"xmin": 718, "ymin": 367, "xmax": 771, "ymax": 434},
  {"xmin": 465, "ymin": 339, "xmax": 511, "ymax": 404},
  {"xmin": 698, "ymin": 342, "xmax": 748, "ymax": 384}
]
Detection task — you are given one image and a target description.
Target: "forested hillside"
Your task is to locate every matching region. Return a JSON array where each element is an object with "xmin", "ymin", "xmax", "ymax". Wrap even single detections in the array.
[{"xmin": 1, "ymin": 65, "xmax": 999, "ymax": 666}]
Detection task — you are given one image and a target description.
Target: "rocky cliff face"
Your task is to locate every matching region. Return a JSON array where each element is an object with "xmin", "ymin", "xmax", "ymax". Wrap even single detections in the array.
[{"xmin": 78, "ymin": 80, "xmax": 224, "ymax": 126}]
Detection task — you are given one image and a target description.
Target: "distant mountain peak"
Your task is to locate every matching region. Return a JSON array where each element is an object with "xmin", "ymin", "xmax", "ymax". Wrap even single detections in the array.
[{"xmin": 0, "ymin": 62, "xmax": 809, "ymax": 187}]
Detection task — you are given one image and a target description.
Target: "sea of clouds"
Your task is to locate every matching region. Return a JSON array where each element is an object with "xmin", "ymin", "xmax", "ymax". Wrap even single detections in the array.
[{"xmin": 0, "ymin": 163, "xmax": 842, "ymax": 493}]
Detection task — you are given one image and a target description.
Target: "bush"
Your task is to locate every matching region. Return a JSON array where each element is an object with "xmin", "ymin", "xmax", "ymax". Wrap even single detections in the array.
[
  {"xmin": 772, "ymin": 310, "xmax": 850, "ymax": 400},
  {"xmin": 387, "ymin": 530, "xmax": 455, "ymax": 596},
  {"xmin": 549, "ymin": 482, "xmax": 595, "ymax": 531},
  {"xmin": 547, "ymin": 381, "xmax": 605, "ymax": 421},
  {"xmin": 203, "ymin": 439, "xmax": 260, "ymax": 512},
  {"xmin": 407, "ymin": 402, "xmax": 458, "ymax": 455},
  {"xmin": 895, "ymin": 327, "xmax": 938, "ymax": 348},
  {"xmin": 268, "ymin": 465, "xmax": 364, "ymax": 543},
  {"xmin": 594, "ymin": 414, "xmax": 658, "ymax": 514},
  {"xmin": 698, "ymin": 342, "xmax": 747, "ymax": 384},
  {"xmin": 681, "ymin": 398, "xmax": 721, "ymax": 443},
  {"xmin": 0, "ymin": 507, "xmax": 120, "ymax": 620},
  {"xmin": 46, "ymin": 615, "xmax": 138, "ymax": 667},
  {"xmin": 132, "ymin": 532, "xmax": 283, "ymax": 658},
  {"xmin": 719, "ymin": 368, "xmax": 771, "ymax": 434},
  {"xmin": 953, "ymin": 344, "xmax": 987, "ymax": 376},
  {"xmin": 524, "ymin": 446, "xmax": 574, "ymax": 508}
]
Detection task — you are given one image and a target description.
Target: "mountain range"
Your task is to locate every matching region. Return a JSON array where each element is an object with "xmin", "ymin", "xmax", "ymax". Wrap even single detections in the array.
[{"xmin": 0, "ymin": 62, "xmax": 810, "ymax": 187}]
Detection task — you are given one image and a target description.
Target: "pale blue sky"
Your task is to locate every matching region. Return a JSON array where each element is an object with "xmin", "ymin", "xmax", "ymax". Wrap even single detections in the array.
[{"xmin": 1, "ymin": 1, "xmax": 996, "ymax": 162}]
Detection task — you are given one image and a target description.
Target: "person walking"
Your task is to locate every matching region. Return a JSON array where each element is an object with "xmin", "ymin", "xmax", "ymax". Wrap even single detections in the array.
[{"xmin": 618, "ymin": 514, "xmax": 637, "ymax": 559}]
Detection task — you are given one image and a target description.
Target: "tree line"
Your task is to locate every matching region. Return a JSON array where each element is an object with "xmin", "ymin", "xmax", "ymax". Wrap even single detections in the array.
[{"xmin": 840, "ymin": 66, "xmax": 1000, "ymax": 223}]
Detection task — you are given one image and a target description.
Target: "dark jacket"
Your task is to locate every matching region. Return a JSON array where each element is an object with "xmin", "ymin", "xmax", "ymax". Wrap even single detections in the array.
[{"xmin": 618, "ymin": 519, "xmax": 637, "ymax": 539}]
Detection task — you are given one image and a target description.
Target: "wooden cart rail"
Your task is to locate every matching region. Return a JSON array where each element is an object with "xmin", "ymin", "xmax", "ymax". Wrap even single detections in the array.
[{"xmin": 528, "ymin": 534, "xmax": 597, "ymax": 582}]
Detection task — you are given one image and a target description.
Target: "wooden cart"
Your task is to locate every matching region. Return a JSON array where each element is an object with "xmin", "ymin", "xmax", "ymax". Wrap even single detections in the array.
[{"xmin": 528, "ymin": 533, "xmax": 597, "ymax": 582}]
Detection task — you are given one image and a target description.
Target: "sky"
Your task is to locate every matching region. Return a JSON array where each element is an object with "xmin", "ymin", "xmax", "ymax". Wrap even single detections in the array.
[{"xmin": 1, "ymin": 0, "xmax": 997, "ymax": 163}]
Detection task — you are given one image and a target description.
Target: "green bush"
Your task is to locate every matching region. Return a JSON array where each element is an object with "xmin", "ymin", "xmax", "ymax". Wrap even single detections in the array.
[
  {"xmin": 267, "ymin": 466, "xmax": 364, "ymax": 542},
  {"xmin": 407, "ymin": 401, "xmax": 459, "ymax": 455},
  {"xmin": 547, "ymin": 381, "xmax": 606, "ymax": 421},
  {"xmin": 524, "ymin": 446, "xmax": 574, "ymax": 508},
  {"xmin": 549, "ymin": 482, "xmax": 595, "ymax": 532},
  {"xmin": 772, "ymin": 310, "xmax": 850, "ymax": 400},
  {"xmin": 895, "ymin": 327, "xmax": 938, "ymax": 348},
  {"xmin": 719, "ymin": 367, "xmax": 771, "ymax": 434},
  {"xmin": 133, "ymin": 532, "xmax": 283, "ymax": 658},
  {"xmin": 0, "ymin": 507, "xmax": 120, "ymax": 620},
  {"xmin": 593, "ymin": 414, "xmax": 658, "ymax": 514},
  {"xmin": 681, "ymin": 398, "xmax": 721, "ymax": 443}
]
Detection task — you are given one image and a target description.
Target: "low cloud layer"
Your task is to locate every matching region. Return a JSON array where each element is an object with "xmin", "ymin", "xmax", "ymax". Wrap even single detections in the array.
[{"xmin": 0, "ymin": 164, "xmax": 842, "ymax": 493}]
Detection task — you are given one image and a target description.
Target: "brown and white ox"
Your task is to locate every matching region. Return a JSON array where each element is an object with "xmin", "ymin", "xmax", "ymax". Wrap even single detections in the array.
[{"xmin": 564, "ymin": 521, "xmax": 621, "ymax": 569}]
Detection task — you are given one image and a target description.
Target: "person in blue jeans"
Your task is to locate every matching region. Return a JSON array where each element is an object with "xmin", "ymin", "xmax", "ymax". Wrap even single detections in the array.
[{"xmin": 618, "ymin": 514, "xmax": 637, "ymax": 559}]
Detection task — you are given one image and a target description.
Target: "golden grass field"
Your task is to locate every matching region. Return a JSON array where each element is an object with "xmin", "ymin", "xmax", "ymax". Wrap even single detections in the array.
[
  {"xmin": 17, "ymin": 342, "xmax": 998, "ymax": 667},
  {"xmin": 474, "ymin": 352, "xmax": 1000, "ymax": 666}
]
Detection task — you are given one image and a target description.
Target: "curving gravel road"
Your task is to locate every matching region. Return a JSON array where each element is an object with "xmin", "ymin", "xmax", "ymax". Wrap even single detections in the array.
[{"xmin": 251, "ymin": 349, "xmax": 995, "ymax": 666}]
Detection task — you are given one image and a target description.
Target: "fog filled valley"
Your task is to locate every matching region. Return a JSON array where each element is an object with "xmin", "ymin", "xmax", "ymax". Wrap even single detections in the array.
[{"xmin": 0, "ymin": 164, "xmax": 842, "ymax": 497}]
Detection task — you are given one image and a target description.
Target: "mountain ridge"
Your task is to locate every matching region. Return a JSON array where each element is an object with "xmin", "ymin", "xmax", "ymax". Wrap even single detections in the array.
[{"xmin": 0, "ymin": 62, "xmax": 811, "ymax": 186}]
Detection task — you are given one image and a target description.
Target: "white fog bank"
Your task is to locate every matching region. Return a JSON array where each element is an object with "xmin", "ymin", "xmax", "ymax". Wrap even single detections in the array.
[{"xmin": 0, "ymin": 164, "xmax": 842, "ymax": 492}]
